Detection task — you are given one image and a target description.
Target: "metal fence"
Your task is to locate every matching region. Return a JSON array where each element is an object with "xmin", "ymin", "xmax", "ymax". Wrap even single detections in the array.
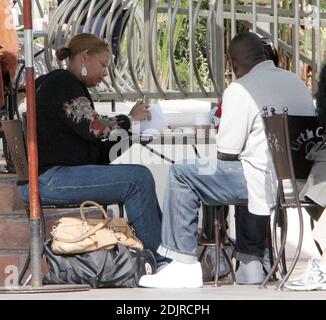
[
  {"xmin": 224, "ymin": 0, "xmax": 326, "ymax": 92},
  {"xmin": 41, "ymin": 0, "xmax": 223, "ymax": 101},
  {"xmin": 16, "ymin": 0, "xmax": 326, "ymax": 101}
]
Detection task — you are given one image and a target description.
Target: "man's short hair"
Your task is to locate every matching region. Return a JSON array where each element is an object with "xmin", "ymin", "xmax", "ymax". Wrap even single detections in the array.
[{"xmin": 229, "ymin": 32, "xmax": 266, "ymax": 67}]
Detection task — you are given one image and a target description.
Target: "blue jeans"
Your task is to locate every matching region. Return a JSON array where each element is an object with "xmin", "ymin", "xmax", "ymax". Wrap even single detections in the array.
[
  {"xmin": 157, "ymin": 159, "xmax": 249, "ymax": 263},
  {"xmin": 18, "ymin": 164, "xmax": 165, "ymax": 264}
]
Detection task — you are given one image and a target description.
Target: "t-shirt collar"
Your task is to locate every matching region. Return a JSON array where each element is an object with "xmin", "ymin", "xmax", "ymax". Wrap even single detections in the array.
[{"xmin": 249, "ymin": 60, "xmax": 275, "ymax": 73}]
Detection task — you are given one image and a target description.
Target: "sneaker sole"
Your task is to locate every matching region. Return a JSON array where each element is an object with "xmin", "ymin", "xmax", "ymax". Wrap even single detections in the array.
[
  {"xmin": 139, "ymin": 282, "xmax": 203, "ymax": 289},
  {"xmin": 284, "ymin": 283, "xmax": 326, "ymax": 291},
  {"xmin": 139, "ymin": 276, "xmax": 203, "ymax": 288}
]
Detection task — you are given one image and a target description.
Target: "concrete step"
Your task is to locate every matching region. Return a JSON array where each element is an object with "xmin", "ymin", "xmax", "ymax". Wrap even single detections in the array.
[
  {"xmin": 0, "ymin": 173, "xmax": 74, "ymax": 285},
  {"xmin": 0, "ymin": 207, "xmax": 86, "ymax": 286},
  {"xmin": 0, "ymin": 172, "xmax": 115, "ymax": 286},
  {"xmin": 0, "ymin": 174, "xmax": 24, "ymax": 213}
]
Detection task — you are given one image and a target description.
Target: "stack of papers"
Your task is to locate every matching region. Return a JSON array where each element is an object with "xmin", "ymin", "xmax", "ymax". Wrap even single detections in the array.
[{"xmin": 131, "ymin": 103, "xmax": 168, "ymax": 135}]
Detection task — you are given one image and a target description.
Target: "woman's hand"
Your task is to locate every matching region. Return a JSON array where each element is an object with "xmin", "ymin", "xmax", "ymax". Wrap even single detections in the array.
[{"xmin": 129, "ymin": 101, "xmax": 151, "ymax": 122}]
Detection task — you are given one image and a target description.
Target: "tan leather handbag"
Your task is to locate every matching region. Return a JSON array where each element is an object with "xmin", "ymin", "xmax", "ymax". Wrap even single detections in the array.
[{"xmin": 51, "ymin": 201, "xmax": 143, "ymax": 255}]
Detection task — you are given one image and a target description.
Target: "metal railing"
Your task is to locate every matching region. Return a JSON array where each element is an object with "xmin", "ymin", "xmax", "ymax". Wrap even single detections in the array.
[
  {"xmin": 224, "ymin": 0, "xmax": 325, "ymax": 92},
  {"xmin": 17, "ymin": 0, "xmax": 326, "ymax": 101},
  {"xmin": 43, "ymin": 0, "xmax": 223, "ymax": 101}
]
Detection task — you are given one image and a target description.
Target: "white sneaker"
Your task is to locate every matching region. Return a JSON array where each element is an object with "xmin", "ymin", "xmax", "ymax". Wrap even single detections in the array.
[
  {"xmin": 284, "ymin": 258, "xmax": 326, "ymax": 291},
  {"xmin": 235, "ymin": 260, "xmax": 265, "ymax": 285},
  {"xmin": 139, "ymin": 260, "xmax": 203, "ymax": 288}
]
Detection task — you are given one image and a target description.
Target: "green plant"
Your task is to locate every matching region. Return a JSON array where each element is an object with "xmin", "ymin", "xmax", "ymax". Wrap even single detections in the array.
[{"xmin": 156, "ymin": 0, "xmax": 212, "ymax": 91}]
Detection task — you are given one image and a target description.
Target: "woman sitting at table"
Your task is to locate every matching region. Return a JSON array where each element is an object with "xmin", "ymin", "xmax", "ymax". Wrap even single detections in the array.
[{"xmin": 18, "ymin": 33, "xmax": 167, "ymax": 266}]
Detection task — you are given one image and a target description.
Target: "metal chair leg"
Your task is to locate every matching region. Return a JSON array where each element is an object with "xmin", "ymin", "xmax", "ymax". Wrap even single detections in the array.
[
  {"xmin": 266, "ymin": 219, "xmax": 278, "ymax": 281},
  {"xmin": 198, "ymin": 245, "xmax": 208, "ymax": 262},
  {"xmin": 279, "ymin": 210, "xmax": 288, "ymax": 277},
  {"xmin": 261, "ymin": 209, "xmax": 288, "ymax": 287},
  {"xmin": 278, "ymin": 207, "xmax": 304, "ymax": 290},
  {"xmin": 220, "ymin": 208, "xmax": 235, "ymax": 284},
  {"xmin": 199, "ymin": 205, "xmax": 235, "ymax": 285},
  {"xmin": 214, "ymin": 208, "xmax": 221, "ymax": 286},
  {"xmin": 213, "ymin": 206, "xmax": 236, "ymax": 286}
]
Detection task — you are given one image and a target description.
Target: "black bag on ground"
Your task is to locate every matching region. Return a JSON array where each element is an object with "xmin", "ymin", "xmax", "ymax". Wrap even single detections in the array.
[{"xmin": 43, "ymin": 239, "xmax": 156, "ymax": 288}]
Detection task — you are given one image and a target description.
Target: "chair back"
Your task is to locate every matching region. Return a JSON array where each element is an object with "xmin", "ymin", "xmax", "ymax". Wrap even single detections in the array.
[
  {"xmin": 0, "ymin": 119, "xmax": 28, "ymax": 181},
  {"xmin": 263, "ymin": 109, "xmax": 323, "ymax": 181}
]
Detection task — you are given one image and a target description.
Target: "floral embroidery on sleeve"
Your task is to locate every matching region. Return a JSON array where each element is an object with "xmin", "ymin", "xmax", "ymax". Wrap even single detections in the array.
[{"xmin": 63, "ymin": 96, "xmax": 118, "ymax": 139}]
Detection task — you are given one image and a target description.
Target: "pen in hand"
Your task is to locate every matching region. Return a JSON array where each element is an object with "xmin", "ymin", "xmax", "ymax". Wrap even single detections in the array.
[{"xmin": 130, "ymin": 95, "xmax": 151, "ymax": 121}]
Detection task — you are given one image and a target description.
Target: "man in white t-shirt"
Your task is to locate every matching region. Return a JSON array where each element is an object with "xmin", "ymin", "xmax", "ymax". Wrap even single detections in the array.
[{"xmin": 139, "ymin": 32, "xmax": 315, "ymax": 288}]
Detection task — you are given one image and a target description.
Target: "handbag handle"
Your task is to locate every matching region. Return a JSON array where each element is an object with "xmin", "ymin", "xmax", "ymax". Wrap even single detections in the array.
[
  {"xmin": 80, "ymin": 200, "xmax": 109, "ymax": 222},
  {"xmin": 51, "ymin": 201, "xmax": 113, "ymax": 244}
]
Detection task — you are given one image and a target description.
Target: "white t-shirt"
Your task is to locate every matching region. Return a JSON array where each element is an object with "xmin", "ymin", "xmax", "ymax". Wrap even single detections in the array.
[{"xmin": 216, "ymin": 60, "xmax": 315, "ymax": 215}]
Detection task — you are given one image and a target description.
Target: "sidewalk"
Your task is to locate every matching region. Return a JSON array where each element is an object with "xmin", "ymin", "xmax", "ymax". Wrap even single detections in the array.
[
  {"xmin": 0, "ymin": 282, "xmax": 325, "ymax": 300},
  {"xmin": 0, "ymin": 261, "xmax": 325, "ymax": 300}
]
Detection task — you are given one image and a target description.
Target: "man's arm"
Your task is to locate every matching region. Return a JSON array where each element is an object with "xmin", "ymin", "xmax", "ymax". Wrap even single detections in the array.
[{"xmin": 216, "ymin": 83, "xmax": 251, "ymax": 158}]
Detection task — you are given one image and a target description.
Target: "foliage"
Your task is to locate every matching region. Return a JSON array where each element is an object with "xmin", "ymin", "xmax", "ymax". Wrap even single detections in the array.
[{"xmin": 156, "ymin": 0, "xmax": 212, "ymax": 91}]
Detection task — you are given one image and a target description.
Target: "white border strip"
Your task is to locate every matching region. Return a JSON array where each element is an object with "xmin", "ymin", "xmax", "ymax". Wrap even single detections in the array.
[{"xmin": 24, "ymin": 29, "xmax": 34, "ymax": 68}]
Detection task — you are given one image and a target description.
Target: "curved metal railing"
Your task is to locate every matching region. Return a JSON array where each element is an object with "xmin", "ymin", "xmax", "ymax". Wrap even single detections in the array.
[
  {"xmin": 42, "ymin": 0, "xmax": 222, "ymax": 102},
  {"xmin": 15, "ymin": 0, "xmax": 326, "ymax": 99}
]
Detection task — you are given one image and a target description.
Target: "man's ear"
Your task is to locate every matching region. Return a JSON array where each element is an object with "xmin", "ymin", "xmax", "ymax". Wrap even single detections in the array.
[
  {"xmin": 232, "ymin": 63, "xmax": 238, "ymax": 74},
  {"xmin": 228, "ymin": 54, "xmax": 237, "ymax": 73}
]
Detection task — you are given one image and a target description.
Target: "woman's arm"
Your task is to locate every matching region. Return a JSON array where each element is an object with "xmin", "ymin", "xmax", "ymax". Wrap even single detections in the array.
[{"xmin": 42, "ymin": 71, "xmax": 130, "ymax": 142}]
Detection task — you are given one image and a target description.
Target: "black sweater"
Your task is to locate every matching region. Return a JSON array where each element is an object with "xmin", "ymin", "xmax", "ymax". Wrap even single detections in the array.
[{"xmin": 35, "ymin": 69, "xmax": 130, "ymax": 174}]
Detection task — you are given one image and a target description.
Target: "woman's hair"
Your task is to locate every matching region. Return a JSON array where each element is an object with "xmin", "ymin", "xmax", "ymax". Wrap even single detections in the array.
[
  {"xmin": 261, "ymin": 38, "xmax": 279, "ymax": 67},
  {"xmin": 55, "ymin": 33, "xmax": 111, "ymax": 61},
  {"xmin": 315, "ymin": 64, "xmax": 326, "ymax": 128}
]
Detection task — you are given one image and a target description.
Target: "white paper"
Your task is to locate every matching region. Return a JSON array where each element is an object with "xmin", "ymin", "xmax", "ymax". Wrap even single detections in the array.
[{"xmin": 132, "ymin": 103, "xmax": 168, "ymax": 134}]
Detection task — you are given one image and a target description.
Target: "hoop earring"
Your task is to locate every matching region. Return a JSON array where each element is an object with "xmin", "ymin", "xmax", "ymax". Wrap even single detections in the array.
[{"xmin": 81, "ymin": 64, "xmax": 88, "ymax": 77}]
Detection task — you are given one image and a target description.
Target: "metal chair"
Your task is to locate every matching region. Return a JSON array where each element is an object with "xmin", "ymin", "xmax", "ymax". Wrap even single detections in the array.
[
  {"xmin": 191, "ymin": 143, "xmax": 236, "ymax": 286},
  {"xmin": 261, "ymin": 107, "xmax": 324, "ymax": 289},
  {"xmin": 1, "ymin": 118, "xmax": 125, "ymax": 285},
  {"xmin": 198, "ymin": 204, "xmax": 236, "ymax": 286}
]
